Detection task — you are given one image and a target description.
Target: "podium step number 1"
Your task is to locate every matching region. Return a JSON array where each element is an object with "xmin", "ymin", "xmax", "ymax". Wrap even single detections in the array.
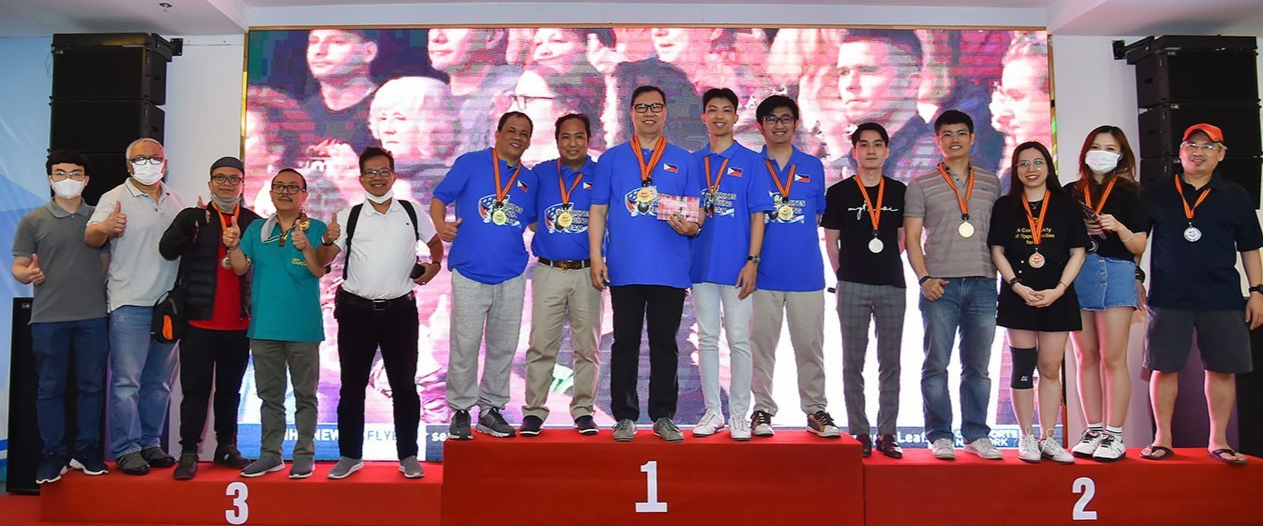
[{"xmin": 636, "ymin": 461, "xmax": 668, "ymax": 513}]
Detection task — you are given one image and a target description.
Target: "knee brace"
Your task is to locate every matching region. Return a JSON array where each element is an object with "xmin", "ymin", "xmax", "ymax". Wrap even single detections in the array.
[{"xmin": 1009, "ymin": 347, "xmax": 1038, "ymax": 389}]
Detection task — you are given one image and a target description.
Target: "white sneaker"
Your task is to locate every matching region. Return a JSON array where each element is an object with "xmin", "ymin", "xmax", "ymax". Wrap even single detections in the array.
[
  {"xmin": 692, "ymin": 409, "xmax": 725, "ymax": 437},
  {"xmin": 1040, "ymin": 437, "xmax": 1075, "ymax": 464},
  {"xmin": 964, "ymin": 437, "xmax": 1003, "ymax": 460},
  {"xmin": 1071, "ymin": 429, "xmax": 1104, "ymax": 458},
  {"xmin": 1018, "ymin": 434, "xmax": 1041, "ymax": 463},
  {"xmin": 751, "ymin": 410, "xmax": 774, "ymax": 437},
  {"xmin": 930, "ymin": 438, "xmax": 956, "ymax": 460},
  {"xmin": 1091, "ymin": 434, "xmax": 1126, "ymax": 462},
  {"xmin": 729, "ymin": 419, "xmax": 752, "ymax": 441}
]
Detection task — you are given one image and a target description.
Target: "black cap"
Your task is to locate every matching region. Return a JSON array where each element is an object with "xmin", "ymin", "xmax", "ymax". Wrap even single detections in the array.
[{"xmin": 209, "ymin": 156, "xmax": 244, "ymax": 175}]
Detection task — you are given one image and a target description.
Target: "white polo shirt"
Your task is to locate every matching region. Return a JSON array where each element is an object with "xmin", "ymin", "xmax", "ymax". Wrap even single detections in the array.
[
  {"xmin": 333, "ymin": 199, "xmax": 438, "ymax": 300},
  {"xmin": 88, "ymin": 179, "xmax": 184, "ymax": 312}
]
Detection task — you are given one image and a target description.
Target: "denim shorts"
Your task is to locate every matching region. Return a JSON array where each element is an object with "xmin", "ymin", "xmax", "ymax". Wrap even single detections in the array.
[{"xmin": 1073, "ymin": 255, "xmax": 1137, "ymax": 311}]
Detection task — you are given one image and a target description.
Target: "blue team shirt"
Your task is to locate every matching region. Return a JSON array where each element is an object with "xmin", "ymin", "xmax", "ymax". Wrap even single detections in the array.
[
  {"xmin": 756, "ymin": 146, "xmax": 827, "ymax": 292},
  {"xmin": 530, "ymin": 157, "xmax": 598, "ymax": 262},
  {"xmin": 690, "ymin": 141, "xmax": 774, "ymax": 285},
  {"xmin": 592, "ymin": 139, "xmax": 702, "ymax": 289},
  {"xmin": 433, "ymin": 148, "xmax": 539, "ymax": 284},
  {"xmin": 240, "ymin": 217, "xmax": 328, "ymax": 343}
]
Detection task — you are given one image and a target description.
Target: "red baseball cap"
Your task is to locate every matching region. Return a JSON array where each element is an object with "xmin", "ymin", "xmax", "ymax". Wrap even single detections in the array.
[{"xmin": 1182, "ymin": 123, "xmax": 1225, "ymax": 144}]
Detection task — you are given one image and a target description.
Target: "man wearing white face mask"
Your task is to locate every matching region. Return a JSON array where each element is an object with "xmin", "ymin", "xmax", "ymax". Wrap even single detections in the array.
[
  {"xmin": 12, "ymin": 150, "xmax": 111, "ymax": 484},
  {"xmin": 86, "ymin": 138, "xmax": 185, "ymax": 475},
  {"xmin": 316, "ymin": 146, "xmax": 443, "ymax": 479}
]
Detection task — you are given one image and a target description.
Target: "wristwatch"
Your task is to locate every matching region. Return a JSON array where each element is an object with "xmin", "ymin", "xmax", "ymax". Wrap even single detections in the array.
[
  {"xmin": 746, "ymin": 255, "xmax": 761, "ymax": 264},
  {"xmin": 1008, "ymin": 276, "xmax": 1022, "ymax": 288},
  {"xmin": 1249, "ymin": 285, "xmax": 1263, "ymax": 296},
  {"xmin": 1135, "ymin": 267, "xmax": 1146, "ymax": 283},
  {"xmin": 321, "ymin": 239, "xmax": 335, "ymax": 247},
  {"xmin": 918, "ymin": 275, "xmax": 934, "ymax": 285}
]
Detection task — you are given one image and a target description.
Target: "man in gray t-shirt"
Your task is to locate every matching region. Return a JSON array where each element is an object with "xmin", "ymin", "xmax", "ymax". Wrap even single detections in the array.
[
  {"xmin": 11, "ymin": 150, "xmax": 111, "ymax": 484},
  {"xmin": 904, "ymin": 110, "xmax": 1003, "ymax": 461}
]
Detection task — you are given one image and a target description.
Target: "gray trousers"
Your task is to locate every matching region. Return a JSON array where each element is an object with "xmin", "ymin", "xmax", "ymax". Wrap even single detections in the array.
[
  {"xmin": 836, "ymin": 280, "xmax": 906, "ymax": 436},
  {"xmin": 250, "ymin": 339, "xmax": 319, "ymax": 460},
  {"xmin": 750, "ymin": 289, "xmax": 827, "ymax": 416},
  {"xmin": 447, "ymin": 269, "xmax": 526, "ymax": 412}
]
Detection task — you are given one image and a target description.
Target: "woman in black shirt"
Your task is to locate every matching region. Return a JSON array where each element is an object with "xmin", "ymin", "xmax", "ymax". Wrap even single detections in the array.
[{"xmin": 989, "ymin": 141, "xmax": 1089, "ymax": 464}]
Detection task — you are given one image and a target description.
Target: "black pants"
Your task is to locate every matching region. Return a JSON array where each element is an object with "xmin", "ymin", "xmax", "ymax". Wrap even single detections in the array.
[
  {"xmin": 178, "ymin": 326, "xmax": 250, "ymax": 451},
  {"xmin": 609, "ymin": 285, "xmax": 686, "ymax": 422},
  {"xmin": 336, "ymin": 294, "xmax": 420, "ymax": 459}
]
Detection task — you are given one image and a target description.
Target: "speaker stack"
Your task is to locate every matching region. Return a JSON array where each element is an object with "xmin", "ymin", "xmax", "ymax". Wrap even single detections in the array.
[{"xmin": 49, "ymin": 33, "xmax": 178, "ymax": 205}]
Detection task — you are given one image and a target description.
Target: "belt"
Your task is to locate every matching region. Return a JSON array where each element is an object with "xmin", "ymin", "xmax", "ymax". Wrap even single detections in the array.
[
  {"xmin": 538, "ymin": 257, "xmax": 591, "ymax": 270},
  {"xmin": 340, "ymin": 290, "xmax": 415, "ymax": 312}
]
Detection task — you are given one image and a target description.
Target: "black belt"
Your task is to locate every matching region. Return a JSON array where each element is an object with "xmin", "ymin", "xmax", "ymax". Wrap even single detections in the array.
[
  {"xmin": 538, "ymin": 257, "xmax": 591, "ymax": 270},
  {"xmin": 340, "ymin": 290, "xmax": 415, "ymax": 312}
]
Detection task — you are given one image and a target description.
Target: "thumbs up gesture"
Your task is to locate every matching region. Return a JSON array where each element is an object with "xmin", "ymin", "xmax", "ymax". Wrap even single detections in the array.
[
  {"xmin": 323, "ymin": 214, "xmax": 341, "ymax": 245},
  {"xmin": 290, "ymin": 226, "xmax": 311, "ymax": 251},
  {"xmin": 439, "ymin": 217, "xmax": 462, "ymax": 242},
  {"xmin": 105, "ymin": 201, "xmax": 127, "ymax": 237},
  {"xmin": 222, "ymin": 214, "xmax": 242, "ymax": 249},
  {"xmin": 26, "ymin": 254, "xmax": 45, "ymax": 285}
]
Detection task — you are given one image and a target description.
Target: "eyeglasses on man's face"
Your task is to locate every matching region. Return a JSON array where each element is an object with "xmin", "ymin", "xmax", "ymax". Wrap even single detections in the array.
[
  {"xmin": 1181, "ymin": 141, "xmax": 1221, "ymax": 153},
  {"xmin": 632, "ymin": 103, "xmax": 665, "ymax": 114},
  {"xmin": 51, "ymin": 170, "xmax": 86, "ymax": 181},
  {"xmin": 271, "ymin": 184, "xmax": 306, "ymax": 195},
  {"xmin": 129, "ymin": 156, "xmax": 164, "ymax": 166},
  {"xmin": 212, "ymin": 175, "xmax": 243, "ymax": 185},
  {"xmin": 761, "ymin": 115, "xmax": 796, "ymax": 127},
  {"xmin": 361, "ymin": 168, "xmax": 394, "ymax": 179}
]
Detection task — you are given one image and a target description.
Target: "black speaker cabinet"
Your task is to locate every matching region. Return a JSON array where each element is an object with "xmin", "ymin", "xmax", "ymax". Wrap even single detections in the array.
[
  {"xmin": 1137, "ymin": 103, "xmax": 1263, "ymax": 158},
  {"xmin": 1140, "ymin": 155, "xmax": 1263, "ymax": 208},
  {"xmin": 7, "ymin": 298, "xmax": 38, "ymax": 494},
  {"xmin": 1135, "ymin": 51, "xmax": 1260, "ymax": 108},
  {"xmin": 80, "ymin": 151, "xmax": 131, "ymax": 206},
  {"xmin": 50, "ymin": 100, "xmax": 164, "ymax": 153},
  {"xmin": 51, "ymin": 33, "xmax": 176, "ymax": 104}
]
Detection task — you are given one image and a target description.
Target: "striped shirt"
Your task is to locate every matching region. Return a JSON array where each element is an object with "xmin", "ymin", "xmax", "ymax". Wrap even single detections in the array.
[{"xmin": 905, "ymin": 165, "xmax": 1001, "ymax": 278}]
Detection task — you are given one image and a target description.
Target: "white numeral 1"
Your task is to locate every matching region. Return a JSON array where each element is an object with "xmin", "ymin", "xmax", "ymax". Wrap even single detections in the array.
[
  {"xmin": 1072, "ymin": 477, "xmax": 1098, "ymax": 521},
  {"xmin": 226, "ymin": 481, "xmax": 250, "ymax": 525},
  {"xmin": 635, "ymin": 461, "xmax": 668, "ymax": 513}
]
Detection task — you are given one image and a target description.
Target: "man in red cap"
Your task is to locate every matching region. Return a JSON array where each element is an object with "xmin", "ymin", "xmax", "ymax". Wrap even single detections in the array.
[{"xmin": 1141, "ymin": 123, "xmax": 1263, "ymax": 465}]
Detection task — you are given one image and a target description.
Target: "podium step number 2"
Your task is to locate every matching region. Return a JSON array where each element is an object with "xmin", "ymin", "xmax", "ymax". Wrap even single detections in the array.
[
  {"xmin": 1073, "ymin": 477, "xmax": 1098, "ymax": 521},
  {"xmin": 636, "ymin": 461, "xmax": 668, "ymax": 513}
]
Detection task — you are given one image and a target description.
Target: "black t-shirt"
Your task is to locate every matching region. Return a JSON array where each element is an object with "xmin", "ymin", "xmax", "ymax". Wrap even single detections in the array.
[
  {"xmin": 987, "ymin": 192, "xmax": 1091, "ymax": 289},
  {"xmin": 301, "ymin": 90, "xmax": 377, "ymax": 154},
  {"xmin": 821, "ymin": 175, "xmax": 907, "ymax": 287},
  {"xmin": 1062, "ymin": 179, "xmax": 1149, "ymax": 261}
]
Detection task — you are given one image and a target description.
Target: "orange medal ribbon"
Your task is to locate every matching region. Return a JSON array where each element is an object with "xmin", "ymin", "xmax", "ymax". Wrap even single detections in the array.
[
  {"xmin": 1081, "ymin": 176, "xmax": 1117, "ymax": 216},
  {"xmin": 1022, "ymin": 189, "xmax": 1052, "ymax": 246},
  {"xmin": 855, "ymin": 176, "xmax": 885, "ymax": 234},
  {"xmin": 1173, "ymin": 174, "xmax": 1211, "ymax": 223},
  {"xmin": 936, "ymin": 164, "xmax": 976, "ymax": 220},
  {"xmin": 492, "ymin": 153, "xmax": 523, "ymax": 204},
  {"xmin": 631, "ymin": 136, "xmax": 667, "ymax": 186},
  {"xmin": 764, "ymin": 160, "xmax": 797, "ymax": 202},
  {"xmin": 556, "ymin": 160, "xmax": 584, "ymax": 207}
]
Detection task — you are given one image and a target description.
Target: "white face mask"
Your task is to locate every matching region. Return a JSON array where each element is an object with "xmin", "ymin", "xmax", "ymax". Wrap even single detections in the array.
[
  {"xmin": 131, "ymin": 161, "xmax": 165, "ymax": 185},
  {"xmin": 49, "ymin": 178, "xmax": 85, "ymax": 199},
  {"xmin": 1084, "ymin": 150, "xmax": 1121, "ymax": 175},
  {"xmin": 364, "ymin": 188, "xmax": 394, "ymax": 204}
]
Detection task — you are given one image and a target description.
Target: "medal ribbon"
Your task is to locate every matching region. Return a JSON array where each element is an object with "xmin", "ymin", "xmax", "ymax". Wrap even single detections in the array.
[
  {"xmin": 856, "ymin": 176, "xmax": 885, "ymax": 233},
  {"xmin": 211, "ymin": 201, "xmax": 240, "ymax": 246},
  {"xmin": 631, "ymin": 136, "xmax": 667, "ymax": 185},
  {"xmin": 1022, "ymin": 189, "xmax": 1051, "ymax": 246},
  {"xmin": 556, "ymin": 160, "xmax": 584, "ymax": 207},
  {"xmin": 936, "ymin": 164, "xmax": 976, "ymax": 220},
  {"xmin": 764, "ymin": 160, "xmax": 797, "ymax": 200},
  {"xmin": 1080, "ymin": 176, "xmax": 1117, "ymax": 216},
  {"xmin": 492, "ymin": 153, "xmax": 523, "ymax": 204},
  {"xmin": 1173, "ymin": 174, "xmax": 1211, "ymax": 223},
  {"xmin": 704, "ymin": 155, "xmax": 731, "ymax": 196}
]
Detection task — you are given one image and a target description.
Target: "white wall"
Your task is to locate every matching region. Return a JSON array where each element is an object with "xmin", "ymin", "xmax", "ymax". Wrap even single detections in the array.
[{"xmin": 163, "ymin": 34, "xmax": 246, "ymax": 204}]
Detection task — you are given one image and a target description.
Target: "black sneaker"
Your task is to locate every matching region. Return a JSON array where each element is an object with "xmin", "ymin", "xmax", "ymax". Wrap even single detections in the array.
[
  {"xmin": 476, "ymin": 408, "xmax": 517, "ymax": 438},
  {"xmin": 173, "ymin": 451, "xmax": 198, "ymax": 481},
  {"xmin": 70, "ymin": 446, "xmax": 109, "ymax": 475},
  {"xmin": 213, "ymin": 444, "xmax": 251, "ymax": 469},
  {"xmin": 574, "ymin": 415, "xmax": 599, "ymax": 435},
  {"xmin": 520, "ymin": 415, "xmax": 544, "ymax": 436},
  {"xmin": 751, "ymin": 410, "xmax": 774, "ymax": 437},
  {"xmin": 35, "ymin": 453, "xmax": 68, "ymax": 485},
  {"xmin": 856, "ymin": 434, "xmax": 873, "ymax": 457},
  {"xmin": 141, "ymin": 446, "xmax": 176, "ymax": 468},
  {"xmin": 449, "ymin": 409, "xmax": 473, "ymax": 440},
  {"xmin": 117, "ymin": 451, "xmax": 151, "ymax": 476},
  {"xmin": 806, "ymin": 411, "xmax": 842, "ymax": 438}
]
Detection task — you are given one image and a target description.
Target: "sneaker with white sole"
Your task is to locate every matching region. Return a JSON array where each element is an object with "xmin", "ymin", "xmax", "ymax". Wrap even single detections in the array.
[
  {"xmin": 1018, "ymin": 434, "xmax": 1041, "ymax": 463},
  {"xmin": 327, "ymin": 457, "xmax": 364, "ymax": 479},
  {"xmin": 475, "ymin": 408, "xmax": 517, "ymax": 438},
  {"xmin": 1040, "ymin": 437, "xmax": 1075, "ymax": 464},
  {"xmin": 930, "ymin": 438, "xmax": 955, "ymax": 460},
  {"xmin": 964, "ymin": 437, "xmax": 1003, "ymax": 460},
  {"xmin": 241, "ymin": 456, "xmax": 284, "ymax": 478},
  {"xmin": 1071, "ymin": 429, "xmax": 1104, "ymax": 458},
  {"xmin": 806, "ymin": 410, "xmax": 842, "ymax": 438},
  {"xmin": 692, "ymin": 409, "xmax": 725, "ymax": 437},
  {"xmin": 653, "ymin": 418, "xmax": 684, "ymax": 442},
  {"xmin": 729, "ymin": 419, "xmax": 751, "ymax": 441},
  {"xmin": 750, "ymin": 410, "xmax": 774, "ymax": 437},
  {"xmin": 1091, "ymin": 434, "xmax": 1126, "ymax": 462},
  {"xmin": 399, "ymin": 455, "xmax": 425, "ymax": 479}
]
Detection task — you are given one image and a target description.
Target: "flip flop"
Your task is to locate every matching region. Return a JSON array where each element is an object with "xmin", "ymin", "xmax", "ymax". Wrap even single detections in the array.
[
  {"xmin": 1208, "ymin": 448, "xmax": 1248, "ymax": 466},
  {"xmin": 1140, "ymin": 445, "xmax": 1174, "ymax": 460}
]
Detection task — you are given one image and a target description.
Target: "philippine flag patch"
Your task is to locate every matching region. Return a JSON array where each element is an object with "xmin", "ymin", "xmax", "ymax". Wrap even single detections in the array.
[
  {"xmin": 663, "ymin": 163, "xmax": 679, "ymax": 173},
  {"xmin": 582, "ymin": 181, "xmax": 593, "ymax": 190},
  {"xmin": 518, "ymin": 181, "xmax": 530, "ymax": 192},
  {"xmin": 727, "ymin": 167, "xmax": 743, "ymax": 177},
  {"xmin": 795, "ymin": 173, "xmax": 810, "ymax": 183}
]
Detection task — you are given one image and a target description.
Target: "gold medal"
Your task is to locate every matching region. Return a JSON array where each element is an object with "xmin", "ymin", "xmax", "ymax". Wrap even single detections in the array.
[
  {"xmin": 637, "ymin": 186, "xmax": 657, "ymax": 203},
  {"xmin": 557, "ymin": 211, "xmax": 573, "ymax": 229},
  {"xmin": 958, "ymin": 221, "xmax": 975, "ymax": 238},
  {"xmin": 777, "ymin": 204, "xmax": 794, "ymax": 221},
  {"xmin": 1029, "ymin": 252, "xmax": 1045, "ymax": 269},
  {"xmin": 492, "ymin": 209, "xmax": 508, "ymax": 226}
]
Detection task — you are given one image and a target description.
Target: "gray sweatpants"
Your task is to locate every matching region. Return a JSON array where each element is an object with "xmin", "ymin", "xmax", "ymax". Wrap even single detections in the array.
[
  {"xmin": 837, "ymin": 280, "xmax": 906, "ymax": 436},
  {"xmin": 446, "ymin": 269, "xmax": 526, "ymax": 412}
]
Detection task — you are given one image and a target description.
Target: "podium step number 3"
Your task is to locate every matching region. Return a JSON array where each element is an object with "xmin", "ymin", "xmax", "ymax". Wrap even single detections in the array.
[
  {"xmin": 226, "ymin": 481, "xmax": 249, "ymax": 525},
  {"xmin": 635, "ymin": 461, "xmax": 668, "ymax": 513}
]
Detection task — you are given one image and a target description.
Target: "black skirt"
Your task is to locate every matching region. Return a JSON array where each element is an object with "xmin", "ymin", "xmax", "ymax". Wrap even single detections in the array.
[{"xmin": 997, "ymin": 284, "xmax": 1083, "ymax": 332}]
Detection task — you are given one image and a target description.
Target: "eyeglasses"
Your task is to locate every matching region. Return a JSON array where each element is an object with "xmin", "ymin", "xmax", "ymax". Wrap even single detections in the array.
[
  {"xmin": 939, "ymin": 130, "xmax": 972, "ymax": 139},
  {"xmin": 632, "ymin": 103, "xmax": 665, "ymax": 114},
  {"xmin": 509, "ymin": 94, "xmax": 555, "ymax": 110},
  {"xmin": 271, "ymin": 184, "xmax": 305, "ymax": 195},
  {"xmin": 211, "ymin": 175, "xmax": 243, "ymax": 185},
  {"xmin": 51, "ymin": 170, "xmax": 86, "ymax": 180},
  {"xmin": 761, "ymin": 115, "xmax": 796, "ymax": 126},
  {"xmin": 361, "ymin": 168, "xmax": 393, "ymax": 179},
  {"xmin": 129, "ymin": 156, "xmax": 164, "ymax": 166},
  {"xmin": 1016, "ymin": 159, "xmax": 1047, "ymax": 170},
  {"xmin": 1181, "ymin": 142, "xmax": 1221, "ymax": 152}
]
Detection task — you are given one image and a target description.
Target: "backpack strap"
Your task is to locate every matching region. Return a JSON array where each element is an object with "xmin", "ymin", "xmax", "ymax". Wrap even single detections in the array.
[
  {"xmin": 341, "ymin": 204, "xmax": 364, "ymax": 280},
  {"xmin": 399, "ymin": 199, "xmax": 421, "ymax": 241}
]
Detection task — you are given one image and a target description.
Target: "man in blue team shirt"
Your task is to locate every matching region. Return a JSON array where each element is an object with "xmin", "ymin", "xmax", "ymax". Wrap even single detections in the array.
[
  {"xmin": 748, "ymin": 95, "xmax": 841, "ymax": 439},
  {"xmin": 689, "ymin": 88, "xmax": 773, "ymax": 441},
  {"xmin": 431, "ymin": 111, "xmax": 539, "ymax": 440},
  {"xmin": 521, "ymin": 113, "xmax": 602, "ymax": 436},
  {"xmin": 590, "ymin": 85, "xmax": 703, "ymax": 442}
]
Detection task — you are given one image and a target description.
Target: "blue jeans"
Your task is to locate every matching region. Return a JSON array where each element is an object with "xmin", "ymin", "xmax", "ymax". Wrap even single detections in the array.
[
  {"xmin": 919, "ymin": 277, "xmax": 997, "ymax": 443},
  {"xmin": 31, "ymin": 317, "xmax": 110, "ymax": 457},
  {"xmin": 108, "ymin": 306, "xmax": 178, "ymax": 457}
]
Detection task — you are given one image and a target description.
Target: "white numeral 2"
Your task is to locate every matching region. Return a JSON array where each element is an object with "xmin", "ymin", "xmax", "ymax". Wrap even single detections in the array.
[
  {"xmin": 226, "ymin": 481, "xmax": 250, "ymax": 525},
  {"xmin": 1072, "ymin": 477, "xmax": 1098, "ymax": 521},
  {"xmin": 635, "ymin": 461, "xmax": 668, "ymax": 513}
]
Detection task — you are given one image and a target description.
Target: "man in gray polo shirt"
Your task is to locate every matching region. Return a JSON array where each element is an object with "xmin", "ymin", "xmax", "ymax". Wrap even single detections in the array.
[
  {"xmin": 904, "ymin": 110, "xmax": 1003, "ymax": 461},
  {"xmin": 11, "ymin": 149, "xmax": 111, "ymax": 484},
  {"xmin": 85, "ymin": 138, "xmax": 185, "ymax": 475}
]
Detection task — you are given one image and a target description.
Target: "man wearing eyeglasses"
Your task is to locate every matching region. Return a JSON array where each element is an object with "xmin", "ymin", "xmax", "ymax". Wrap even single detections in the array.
[
  {"xmin": 12, "ymin": 150, "xmax": 110, "ymax": 484},
  {"xmin": 85, "ymin": 138, "xmax": 185, "ymax": 475},
  {"xmin": 431, "ymin": 111, "xmax": 539, "ymax": 440},
  {"xmin": 1141, "ymin": 123, "xmax": 1263, "ymax": 465},
  {"xmin": 224, "ymin": 169, "xmax": 329, "ymax": 479},
  {"xmin": 590, "ymin": 86, "xmax": 702, "ymax": 442},
  {"xmin": 157, "ymin": 156, "xmax": 261, "ymax": 480},
  {"xmin": 317, "ymin": 146, "xmax": 442, "ymax": 479}
]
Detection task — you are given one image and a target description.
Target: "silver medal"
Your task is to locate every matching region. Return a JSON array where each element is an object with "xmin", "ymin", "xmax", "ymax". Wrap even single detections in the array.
[
  {"xmin": 1183, "ymin": 225, "xmax": 1202, "ymax": 242},
  {"xmin": 868, "ymin": 237, "xmax": 884, "ymax": 254}
]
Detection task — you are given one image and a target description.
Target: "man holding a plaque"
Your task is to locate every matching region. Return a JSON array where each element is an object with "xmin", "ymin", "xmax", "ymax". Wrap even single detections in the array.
[{"xmin": 590, "ymin": 85, "xmax": 702, "ymax": 442}]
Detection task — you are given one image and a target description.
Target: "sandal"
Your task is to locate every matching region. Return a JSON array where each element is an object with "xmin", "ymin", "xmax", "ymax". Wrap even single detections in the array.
[
  {"xmin": 1140, "ymin": 445, "xmax": 1174, "ymax": 460},
  {"xmin": 1208, "ymin": 448, "xmax": 1248, "ymax": 466}
]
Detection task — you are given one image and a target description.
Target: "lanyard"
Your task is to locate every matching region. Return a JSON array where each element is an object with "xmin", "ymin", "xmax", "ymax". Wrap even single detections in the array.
[
  {"xmin": 704, "ymin": 155, "xmax": 731, "ymax": 195},
  {"xmin": 492, "ymin": 153, "xmax": 523, "ymax": 203},
  {"xmin": 631, "ymin": 136, "xmax": 667, "ymax": 185},
  {"xmin": 211, "ymin": 202, "xmax": 240, "ymax": 246},
  {"xmin": 1022, "ymin": 189, "xmax": 1051, "ymax": 246},
  {"xmin": 1081, "ymin": 176, "xmax": 1117, "ymax": 216},
  {"xmin": 556, "ymin": 160, "xmax": 584, "ymax": 207},
  {"xmin": 855, "ymin": 176, "xmax": 885, "ymax": 233},
  {"xmin": 764, "ymin": 160, "xmax": 797, "ymax": 201},
  {"xmin": 936, "ymin": 164, "xmax": 976, "ymax": 220},
  {"xmin": 1173, "ymin": 175, "xmax": 1211, "ymax": 223}
]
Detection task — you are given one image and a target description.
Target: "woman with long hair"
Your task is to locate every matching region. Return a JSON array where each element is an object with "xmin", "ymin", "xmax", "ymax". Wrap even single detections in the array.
[{"xmin": 1064, "ymin": 125, "xmax": 1149, "ymax": 461}]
